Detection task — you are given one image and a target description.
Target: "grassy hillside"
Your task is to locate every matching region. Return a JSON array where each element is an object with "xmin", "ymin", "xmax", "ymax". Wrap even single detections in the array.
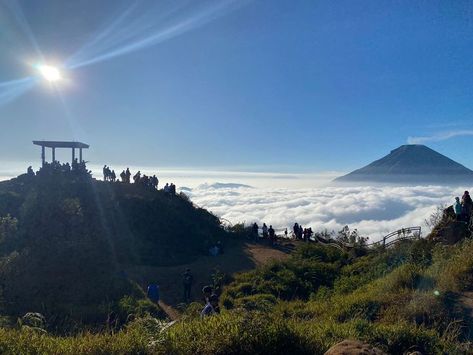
[
  {"xmin": 0, "ymin": 169, "xmax": 472, "ymax": 353},
  {"xmin": 0, "ymin": 237, "xmax": 471, "ymax": 354},
  {"xmin": 0, "ymin": 169, "xmax": 226, "ymax": 331}
]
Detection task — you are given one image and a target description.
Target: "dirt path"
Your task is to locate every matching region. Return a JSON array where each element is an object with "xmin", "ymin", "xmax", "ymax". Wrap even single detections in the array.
[
  {"xmin": 124, "ymin": 239, "xmax": 293, "ymax": 317},
  {"xmin": 459, "ymin": 291, "xmax": 473, "ymax": 340}
]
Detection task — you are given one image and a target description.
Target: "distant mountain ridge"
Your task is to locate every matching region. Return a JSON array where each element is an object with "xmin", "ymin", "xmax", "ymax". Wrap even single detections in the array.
[{"xmin": 335, "ymin": 144, "xmax": 473, "ymax": 184}]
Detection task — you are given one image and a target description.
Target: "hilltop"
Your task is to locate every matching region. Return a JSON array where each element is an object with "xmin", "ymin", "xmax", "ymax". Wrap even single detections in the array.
[
  {"xmin": 0, "ymin": 167, "xmax": 227, "ymax": 331},
  {"xmin": 335, "ymin": 144, "xmax": 473, "ymax": 184}
]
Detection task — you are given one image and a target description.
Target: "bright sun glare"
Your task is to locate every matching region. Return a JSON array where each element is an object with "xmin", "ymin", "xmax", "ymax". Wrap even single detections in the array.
[{"xmin": 37, "ymin": 65, "xmax": 62, "ymax": 82}]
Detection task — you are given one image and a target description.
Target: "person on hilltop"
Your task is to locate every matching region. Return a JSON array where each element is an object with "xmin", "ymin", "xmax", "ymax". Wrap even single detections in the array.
[
  {"xmin": 27, "ymin": 166, "xmax": 34, "ymax": 176},
  {"xmin": 454, "ymin": 197, "xmax": 463, "ymax": 221},
  {"xmin": 462, "ymin": 191, "xmax": 473, "ymax": 222},
  {"xmin": 103, "ymin": 165, "xmax": 108, "ymax": 181},
  {"xmin": 182, "ymin": 268, "xmax": 193, "ymax": 303},
  {"xmin": 120, "ymin": 170, "xmax": 126, "ymax": 182},
  {"xmin": 133, "ymin": 171, "xmax": 141, "ymax": 184},
  {"xmin": 201, "ymin": 294, "xmax": 219, "ymax": 319},
  {"xmin": 111, "ymin": 170, "xmax": 116, "ymax": 182},
  {"xmin": 125, "ymin": 168, "xmax": 131, "ymax": 183},
  {"xmin": 262, "ymin": 223, "xmax": 268, "ymax": 239}
]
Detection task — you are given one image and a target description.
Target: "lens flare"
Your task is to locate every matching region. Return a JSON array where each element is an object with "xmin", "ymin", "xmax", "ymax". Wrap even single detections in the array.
[{"xmin": 37, "ymin": 65, "xmax": 62, "ymax": 82}]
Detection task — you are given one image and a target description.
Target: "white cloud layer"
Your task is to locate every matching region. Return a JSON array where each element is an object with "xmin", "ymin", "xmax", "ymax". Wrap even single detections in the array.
[{"xmin": 185, "ymin": 184, "xmax": 471, "ymax": 242}]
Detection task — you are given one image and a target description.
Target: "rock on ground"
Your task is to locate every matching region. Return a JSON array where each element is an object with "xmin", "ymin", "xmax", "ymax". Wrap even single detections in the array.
[{"xmin": 324, "ymin": 340, "xmax": 387, "ymax": 355}]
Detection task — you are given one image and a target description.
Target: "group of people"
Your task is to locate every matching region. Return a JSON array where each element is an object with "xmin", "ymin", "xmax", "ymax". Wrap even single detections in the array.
[
  {"xmin": 453, "ymin": 191, "xmax": 473, "ymax": 223},
  {"xmin": 293, "ymin": 223, "xmax": 313, "ymax": 242},
  {"xmin": 251, "ymin": 223, "xmax": 278, "ymax": 245},
  {"xmin": 181, "ymin": 269, "xmax": 221, "ymax": 318},
  {"xmin": 163, "ymin": 183, "xmax": 176, "ymax": 194},
  {"xmin": 30, "ymin": 159, "xmax": 91, "ymax": 178},
  {"xmin": 103, "ymin": 166, "xmax": 162, "ymax": 191},
  {"xmin": 251, "ymin": 222, "xmax": 316, "ymax": 244}
]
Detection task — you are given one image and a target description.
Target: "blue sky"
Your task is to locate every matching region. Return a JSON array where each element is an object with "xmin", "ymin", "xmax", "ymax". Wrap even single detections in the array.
[{"xmin": 1, "ymin": 0, "xmax": 473, "ymax": 174}]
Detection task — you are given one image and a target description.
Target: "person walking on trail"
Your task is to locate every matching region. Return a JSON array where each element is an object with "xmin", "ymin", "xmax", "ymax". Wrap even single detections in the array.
[
  {"xmin": 454, "ymin": 197, "xmax": 463, "ymax": 221},
  {"xmin": 147, "ymin": 283, "xmax": 160, "ymax": 303},
  {"xmin": 201, "ymin": 294, "xmax": 220, "ymax": 318},
  {"xmin": 262, "ymin": 223, "xmax": 268, "ymax": 239},
  {"xmin": 183, "ymin": 268, "xmax": 193, "ymax": 303},
  {"xmin": 462, "ymin": 191, "xmax": 473, "ymax": 222}
]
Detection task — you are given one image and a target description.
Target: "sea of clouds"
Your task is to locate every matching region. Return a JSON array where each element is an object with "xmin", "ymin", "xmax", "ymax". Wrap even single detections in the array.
[
  {"xmin": 1, "ymin": 162, "xmax": 470, "ymax": 242},
  {"xmin": 184, "ymin": 183, "xmax": 470, "ymax": 242}
]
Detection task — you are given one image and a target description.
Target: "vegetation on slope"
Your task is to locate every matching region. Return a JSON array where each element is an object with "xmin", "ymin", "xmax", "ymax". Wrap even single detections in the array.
[{"xmin": 0, "ymin": 170, "xmax": 226, "ymax": 331}]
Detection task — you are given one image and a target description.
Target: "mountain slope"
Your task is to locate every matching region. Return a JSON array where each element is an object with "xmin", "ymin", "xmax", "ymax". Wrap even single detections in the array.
[
  {"xmin": 0, "ymin": 169, "xmax": 226, "ymax": 330},
  {"xmin": 335, "ymin": 144, "xmax": 473, "ymax": 183}
]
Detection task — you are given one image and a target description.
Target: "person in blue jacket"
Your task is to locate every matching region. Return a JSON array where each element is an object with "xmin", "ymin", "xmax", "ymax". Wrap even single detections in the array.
[
  {"xmin": 147, "ymin": 283, "xmax": 160, "ymax": 303},
  {"xmin": 454, "ymin": 197, "xmax": 462, "ymax": 221}
]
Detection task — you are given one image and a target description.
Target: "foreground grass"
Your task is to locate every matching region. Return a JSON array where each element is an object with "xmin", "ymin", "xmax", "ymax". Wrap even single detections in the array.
[{"xmin": 1, "ymin": 239, "xmax": 472, "ymax": 354}]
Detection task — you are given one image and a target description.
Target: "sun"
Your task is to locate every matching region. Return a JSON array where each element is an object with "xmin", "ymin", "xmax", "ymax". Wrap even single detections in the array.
[{"xmin": 37, "ymin": 64, "xmax": 62, "ymax": 82}]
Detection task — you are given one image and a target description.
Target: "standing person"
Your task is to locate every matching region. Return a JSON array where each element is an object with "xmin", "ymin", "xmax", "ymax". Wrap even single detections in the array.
[
  {"xmin": 284, "ymin": 228, "xmax": 288, "ymax": 239},
  {"xmin": 454, "ymin": 197, "xmax": 463, "ymax": 221},
  {"xmin": 268, "ymin": 225, "xmax": 275, "ymax": 245},
  {"xmin": 120, "ymin": 170, "xmax": 126, "ymax": 182},
  {"xmin": 293, "ymin": 223, "xmax": 299, "ymax": 239},
  {"xmin": 262, "ymin": 223, "xmax": 268, "ymax": 239},
  {"xmin": 201, "ymin": 294, "xmax": 219, "ymax": 318},
  {"xmin": 252, "ymin": 223, "xmax": 259, "ymax": 242},
  {"xmin": 133, "ymin": 171, "xmax": 141, "ymax": 184},
  {"xmin": 125, "ymin": 168, "xmax": 131, "ymax": 183},
  {"xmin": 183, "ymin": 268, "xmax": 193, "ymax": 303},
  {"xmin": 462, "ymin": 191, "xmax": 473, "ymax": 222},
  {"xmin": 103, "ymin": 165, "xmax": 108, "ymax": 181},
  {"xmin": 147, "ymin": 283, "xmax": 160, "ymax": 303},
  {"xmin": 111, "ymin": 170, "xmax": 116, "ymax": 182}
]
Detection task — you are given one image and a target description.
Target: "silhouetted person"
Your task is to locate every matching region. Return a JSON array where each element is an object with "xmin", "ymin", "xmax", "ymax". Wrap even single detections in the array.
[
  {"xmin": 125, "ymin": 168, "xmax": 131, "ymax": 183},
  {"xmin": 284, "ymin": 228, "xmax": 288, "ymax": 238},
  {"xmin": 27, "ymin": 166, "xmax": 34, "ymax": 176},
  {"xmin": 103, "ymin": 165, "xmax": 108, "ymax": 181},
  {"xmin": 262, "ymin": 223, "xmax": 268, "ymax": 239},
  {"xmin": 72, "ymin": 158, "xmax": 79, "ymax": 171},
  {"xmin": 462, "ymin": 191, "xmax": 472, "ymax": 222},
  {"xmin": 268, "ymin": 225, "xmax": 275, "ymax": 245},
  {"xmin": 183, "ymin": 268, "xmax": 193, "ymax": 303},
  {"xmin": 252, "ymin": 223, "xmax": 259, "ymax": 241},
  {"xmin": 133, "ymin": 171, "xmax": 141, "ymax": 184},
  {"xmin": 164, "ymin": 183, "xmax": 170, "ymax": 193},
  {"xmin": 151, "ymin": 175, "xmax": 159, "ymax": 189},
  {"xmin": 170, "ymin": 183, "xmax": 176, "ymax": 194},
  {"xmin": 111, "ymin": 170, "xmax": 116, "ymax": 182},
  {"xmin": 120, "ymin": 170, "xmax": 126, "ymax": 182},
  {"xmin": 293, "ymin": 223, "xmax": 299, "ymax": 239}
]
